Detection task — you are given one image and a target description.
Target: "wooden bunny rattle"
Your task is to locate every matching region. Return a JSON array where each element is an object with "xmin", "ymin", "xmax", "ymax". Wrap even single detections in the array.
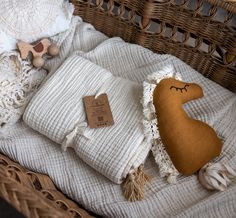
[{"xmin": 17, "ymin": 38, "xmax": 59, "ymax": 68}]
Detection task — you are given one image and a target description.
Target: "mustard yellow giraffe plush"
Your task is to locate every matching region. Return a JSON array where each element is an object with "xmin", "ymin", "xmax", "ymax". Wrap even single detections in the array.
[{"xmin": 153, "ymin": 78, "xmax": 223, "ymax": 175}]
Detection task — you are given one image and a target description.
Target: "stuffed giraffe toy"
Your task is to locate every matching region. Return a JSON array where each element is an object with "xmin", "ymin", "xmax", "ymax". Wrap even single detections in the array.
[{"xmin": 152, "ymin": 78, "xmax": 223, "ymax": 175}]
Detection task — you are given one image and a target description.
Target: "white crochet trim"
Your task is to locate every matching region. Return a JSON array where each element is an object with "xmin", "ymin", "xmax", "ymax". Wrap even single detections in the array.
[
  {"xmin": 142, "ymin": 65, "xmax": 181, "ymax": 183},
  {"xmin": 0, "ymin": 52, "xmax": 47, "ymax": 136},
  {"xmin": 0, "ymin": 0, "xmax": 61, "ymax": 42}
]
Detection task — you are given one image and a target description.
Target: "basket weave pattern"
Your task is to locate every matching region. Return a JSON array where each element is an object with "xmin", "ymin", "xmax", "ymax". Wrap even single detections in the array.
[
  {"xmin": 0, "ymin": 153, "xmax": 92, "ymax": 218},
  {"xmin": 72, "ymin": 0, "xmax": 236, "ymax": 92}
]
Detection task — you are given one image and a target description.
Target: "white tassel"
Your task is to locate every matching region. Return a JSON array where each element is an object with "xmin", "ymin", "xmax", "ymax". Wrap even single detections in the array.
[
  {"xmin": 167, "ymin": 174, "xmax": 177, "ymax": 184},
  {"xmin": 61, "ymin": 122, "xmax": 90, "ymax": 151},
  {"xmin": 198, "ymin": 162, "xmax": 236, "ymax": 191}
]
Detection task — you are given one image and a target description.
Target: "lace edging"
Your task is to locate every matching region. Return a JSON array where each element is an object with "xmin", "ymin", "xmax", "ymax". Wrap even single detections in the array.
[
  {"xmin": 0, "ymin": 52, "xmax": 47, "ymax": 133},
  {"xmin": 142, "ymin": 66, "xmax": 181, "ymax": 183}
]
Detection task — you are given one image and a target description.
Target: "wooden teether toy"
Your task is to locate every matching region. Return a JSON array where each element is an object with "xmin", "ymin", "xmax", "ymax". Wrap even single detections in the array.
[
  {"xmin": 153, "ymin": 78, "xmax": 223, "ymax": 175},
  {"xmin": 17, "ymin": 38, "xmax": 59, "ymax": 68}
]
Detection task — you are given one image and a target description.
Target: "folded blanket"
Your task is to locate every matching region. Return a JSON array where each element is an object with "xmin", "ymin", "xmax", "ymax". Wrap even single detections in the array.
[{"xmin": 23, "ymin": 55, "xmax": 152, "ymax": 201}]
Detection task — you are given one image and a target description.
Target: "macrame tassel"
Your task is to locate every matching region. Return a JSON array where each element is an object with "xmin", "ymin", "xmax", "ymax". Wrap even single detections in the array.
[
  {"xmin": 61, "ymin": 126, "xmax": 78, "ymax": 151},
  {"xmin": 167, "ymin": 174, "xmax": 177, "ymax": 184},
  {"xmin": 198, "ymin": 163, "xmax": 236, "ymax": 191},
  {"xmin": 122, "ymin": 165, "xmax": 151, "ymax": 202},
  {"xmin": 137, "ymin": 165, "xmax": 152, "ymax": 185}
]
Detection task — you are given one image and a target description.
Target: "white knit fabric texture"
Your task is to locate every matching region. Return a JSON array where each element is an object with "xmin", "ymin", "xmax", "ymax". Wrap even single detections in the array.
[
  {"xmin": 44, "ymin": 16, "xmax": 107, "ymax": 76},
  {"xmin": 0, "ymin": 52, "xmax": 47, "ymax": 136},
  {"xmin": 0, "ymin": 17, "xmax": 236, "ymax": 217},
  {"xmin": 23, "ymin": 55, "xmax": 151, "ymax": 184},
  {"xmin": 0, "ymin": 0, "xmax": 74, "ymax": 43}
]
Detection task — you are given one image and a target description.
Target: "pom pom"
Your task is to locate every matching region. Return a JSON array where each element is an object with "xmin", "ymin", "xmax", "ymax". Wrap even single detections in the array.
[{"xmin": 198, "ymin": 162, "xmax": 236, "ymax": 191}]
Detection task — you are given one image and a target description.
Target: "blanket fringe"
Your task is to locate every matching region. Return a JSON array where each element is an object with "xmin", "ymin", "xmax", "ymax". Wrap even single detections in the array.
[
  {"xmin": 122, "ymin": 165, "xmax": 151, "ymax": 202},
  {"xmin": 198, "ymin": 162, "xmax": 236, "ymax": 191}
]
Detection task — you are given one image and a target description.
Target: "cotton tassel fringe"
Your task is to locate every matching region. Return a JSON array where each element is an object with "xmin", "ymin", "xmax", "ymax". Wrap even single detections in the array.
[
  {"xmin": 122, "ymin": 165, "xmax": 151, "ymax": 202},
  {"xmin": 198, "ymin": 163, "xmax": 236, "ymax": 191}
]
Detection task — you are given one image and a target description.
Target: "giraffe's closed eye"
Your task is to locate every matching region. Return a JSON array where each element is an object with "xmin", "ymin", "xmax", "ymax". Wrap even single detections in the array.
[{"xmin": 170, "ymin": 84, "xmax": 189, "ymax": 93}]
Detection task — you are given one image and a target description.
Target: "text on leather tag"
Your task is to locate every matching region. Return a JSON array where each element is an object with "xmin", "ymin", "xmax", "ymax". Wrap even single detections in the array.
[{"xmin": 83, "ymin": 94, "xmax": 114, "ymax": 128}]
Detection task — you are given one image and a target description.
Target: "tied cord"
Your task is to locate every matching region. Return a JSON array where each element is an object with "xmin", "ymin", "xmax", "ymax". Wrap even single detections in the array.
[
  {"xmin": 198, "ymin": 162, "xmax": 236, "ymax": 191},
  {"xmin": 62, "ymin": 122, "xmax": 90, "ymax": 151}
]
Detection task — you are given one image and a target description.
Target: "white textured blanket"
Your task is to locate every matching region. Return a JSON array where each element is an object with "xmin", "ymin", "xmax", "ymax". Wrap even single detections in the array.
[
  {"xmin": 0, "ymin": 17, "xmax": 236, "ymax": 217},
  {"xmin": 24, "ymin": 55, "xmax": 151, "ymax": 185}
]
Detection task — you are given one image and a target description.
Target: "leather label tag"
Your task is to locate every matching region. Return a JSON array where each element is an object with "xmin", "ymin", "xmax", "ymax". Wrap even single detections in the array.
[{"xmin": 83, "ymin": 94, "xmax": 114, "ymax": 129}]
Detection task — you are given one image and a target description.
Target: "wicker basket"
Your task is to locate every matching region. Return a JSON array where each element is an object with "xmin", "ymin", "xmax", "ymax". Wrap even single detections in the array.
[
  {"xmin": 0, "ymin": 0, "xmax": 235, "ymax": 217},
  {"xmin": 72, "ymin": 0, "xmax": 236, "ymax": 92}
]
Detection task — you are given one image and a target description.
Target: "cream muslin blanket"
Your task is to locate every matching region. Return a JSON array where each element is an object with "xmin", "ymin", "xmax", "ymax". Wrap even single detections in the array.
[{"xmin": 23, "ymin": 55, "xmax": 151, "ymax": 189}]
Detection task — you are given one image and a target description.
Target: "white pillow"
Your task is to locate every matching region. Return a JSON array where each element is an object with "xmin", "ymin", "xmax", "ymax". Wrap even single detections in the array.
[{"xmin": 0, "ymin": 0, "xmax": 74, "ymax": 53}]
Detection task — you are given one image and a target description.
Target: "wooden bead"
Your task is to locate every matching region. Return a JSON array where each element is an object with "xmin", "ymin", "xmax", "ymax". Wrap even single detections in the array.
[
  {"xmin": 48, "ymin": 44, "xmax": 59, "ymax": 56},
  {"xmin": 33, "ymin": 57, "xmax": 45, "ymax": 68}
]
